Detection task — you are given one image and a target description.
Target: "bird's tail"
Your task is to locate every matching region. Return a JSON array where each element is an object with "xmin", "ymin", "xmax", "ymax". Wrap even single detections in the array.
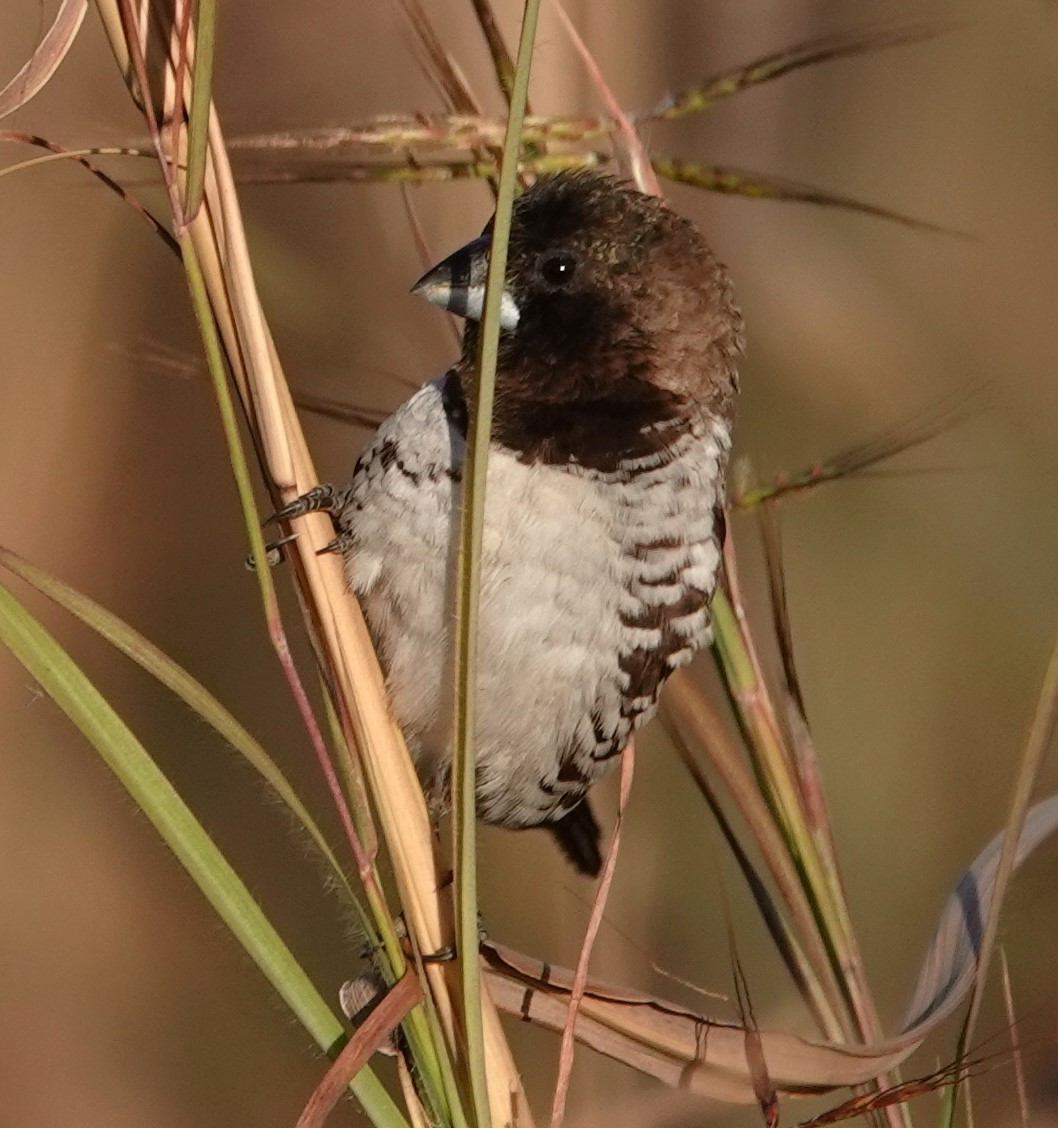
[{"xmin": 548, "ymin": 801, "xmax": 603, "ymax": 877}]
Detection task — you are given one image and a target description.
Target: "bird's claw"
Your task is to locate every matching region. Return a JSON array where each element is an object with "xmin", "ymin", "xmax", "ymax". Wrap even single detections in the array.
[
  {"xmin": 420, "ymin": 944, "xmax": 458, "ymax": 964},
  {"xmin": 244, "ymin": 532, "xmax": 299, "ymax": 571},
  {"xmin": 257, "ymin": 484, "xmax": 352, "ymax": 563},
  {"xmin": 266, "ymin": 483, "xmax": 347, "ymax": 527}
]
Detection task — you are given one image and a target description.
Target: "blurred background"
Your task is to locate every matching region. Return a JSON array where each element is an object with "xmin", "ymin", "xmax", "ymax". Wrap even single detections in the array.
[{"xmin": 3, "ymin": 1, "xmax": 1058, "ymax": 1124}]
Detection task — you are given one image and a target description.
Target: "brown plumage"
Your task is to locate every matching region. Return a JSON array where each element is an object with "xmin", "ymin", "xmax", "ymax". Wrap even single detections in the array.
[{"xmin": 458, "ymin": 172, "xmax": 741, "ymax": 470}]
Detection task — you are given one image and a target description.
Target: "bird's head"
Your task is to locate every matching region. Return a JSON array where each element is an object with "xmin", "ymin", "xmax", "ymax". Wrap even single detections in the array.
[{"xmin": 413, "ymin": 171, "xmax": 743, "ymax": 466}]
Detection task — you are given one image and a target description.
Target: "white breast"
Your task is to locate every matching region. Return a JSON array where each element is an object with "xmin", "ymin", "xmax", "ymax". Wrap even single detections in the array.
[{"xmin": 341, "ymin": 378, "xmax": 729, "ymax": 829}]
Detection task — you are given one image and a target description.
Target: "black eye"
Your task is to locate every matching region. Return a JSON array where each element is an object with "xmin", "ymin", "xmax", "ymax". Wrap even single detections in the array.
[{"xmin": 538, "ymin": 250, "xmax": 579, "ymax": 288}]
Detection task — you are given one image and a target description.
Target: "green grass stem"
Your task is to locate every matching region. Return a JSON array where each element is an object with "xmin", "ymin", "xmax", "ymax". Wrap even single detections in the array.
[
  {"xmin": 0, "ymin": 581, "xmax": 407, "ymax": 1128},
  {"xmin": 450, "ymin": 1, "xmax": 541, "ymax": 1123}
]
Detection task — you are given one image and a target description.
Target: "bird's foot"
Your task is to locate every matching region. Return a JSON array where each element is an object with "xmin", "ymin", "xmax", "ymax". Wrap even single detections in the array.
[
  {"xmin": 420, "ymin": 944, "xmax": 458, "ymax": 964},
  {"xmin": 267, "ymin": 482, "xmax": 348, "ymax": 526},
  {"xmin": 259, "ymin": 483, "xmax": 353, "ymax": 561},
  {"xmin": 243, "ymin": 532, "xmax": 299, "ymax": 572}
]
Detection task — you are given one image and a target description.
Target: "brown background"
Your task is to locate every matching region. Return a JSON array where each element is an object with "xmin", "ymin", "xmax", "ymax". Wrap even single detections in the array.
[{"xmin": 2, "ymin": 2, "xmax": 1058, "ymax": 1125}]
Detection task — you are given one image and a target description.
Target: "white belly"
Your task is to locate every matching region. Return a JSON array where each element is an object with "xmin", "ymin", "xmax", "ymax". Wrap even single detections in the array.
[{"xmin": 343, "ymin": 381, "xmax": 728, "ymax": 828}]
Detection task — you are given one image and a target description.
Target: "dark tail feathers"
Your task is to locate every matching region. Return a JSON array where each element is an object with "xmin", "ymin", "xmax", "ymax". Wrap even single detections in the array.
[{"xmin": 548, "ymin": 801, "xmax": 602, "ymax": 877}]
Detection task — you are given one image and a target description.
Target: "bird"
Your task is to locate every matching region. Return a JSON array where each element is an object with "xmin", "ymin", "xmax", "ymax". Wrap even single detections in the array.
[{"xmin": 275, "ymin": 171, "xmax": 743, "ymax": 876}]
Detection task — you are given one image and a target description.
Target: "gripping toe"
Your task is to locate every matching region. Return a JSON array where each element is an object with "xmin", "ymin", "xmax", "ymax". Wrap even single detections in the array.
[{"xmin": 268, "ymin": 483, "xmax": 346, "ymax": 526}]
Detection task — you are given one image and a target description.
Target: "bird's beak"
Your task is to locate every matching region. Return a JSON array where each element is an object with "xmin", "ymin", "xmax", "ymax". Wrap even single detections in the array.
[{"xmin": 411, "ymin": 234, "xmax": 520, "ymax": 329}]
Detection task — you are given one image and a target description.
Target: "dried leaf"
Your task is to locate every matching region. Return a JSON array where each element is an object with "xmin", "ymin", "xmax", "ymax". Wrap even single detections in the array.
[
  {"xmin": 481, "ymin": 794, "xmax": 1058, "ymax": 1103},
  {"xmin": 482, "ymin": 940, "xmax": 910, "ymax": 1103},
  {"xmin": 295, "ymin": 973, "xmax": 423, "ymax": 1128},
  {"xmin": 903, "ymin": 791, "xmax": 1058, "ymax": 1033},
  {"xmin": 0, "ymin": 0, "xmax": 88, "ymax": 118}
]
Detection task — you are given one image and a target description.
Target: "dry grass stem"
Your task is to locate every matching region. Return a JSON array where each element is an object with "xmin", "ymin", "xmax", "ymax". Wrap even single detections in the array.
[
  {"xmin": 92, "ymin": 0, "xmax": 531, "ymax": 1119},
  {"xmin": 295, "ymin": 973, "xmax": 425, "ymax": 1128}
]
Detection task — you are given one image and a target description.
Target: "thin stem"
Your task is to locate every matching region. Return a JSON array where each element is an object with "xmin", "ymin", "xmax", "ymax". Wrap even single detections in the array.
[
  {"xmin": 948, "ymin": 625, "xmax": 1058, "ymax": 1123},
  {"xmin": 183, "ymin": 0, "xmax": 216, "ymax": 221},
  {"xmin": 450, "ymin": 2, "xmax": 541, "ymax": 1124},
  {"xmin": 549, "ymin": 743, "xmax": 635, "ymax": 1128}
]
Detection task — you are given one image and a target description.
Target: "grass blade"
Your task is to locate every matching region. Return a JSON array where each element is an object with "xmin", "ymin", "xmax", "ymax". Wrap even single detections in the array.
[
  {"xmin": 181, "ymin": 233, "xmax": 457, "ymax": 1117},
  {"xmin": 228, "ymin": 151, "xmax": 597, "ymax": 185},
  {"xmin": 468, "ymin": 0, "xmax": 517, "ymax": 105},
  {"xmin": 183, "ymin": 0, "xmax": 216, "ymax": 220},
  {"xmin": 181, "ymin": 235, "xmax": 372, "ymax": 874},
  {"xmin": 653, "ymin": 157, "xmax": 965, "ymax": 234},
  {"xmin": 451, "ymin": 1, "xmax": 540, "ymax": 1122},
  {"xmin": 92, "ymin": 1, "xmax": 492, "ymax": 1118},
  {"xmin": 0, "ymin": 133, "xmax": 178, "ymax": 252},
  {"xmin": 550, "ymin": 744, "xmax": 635, "ymax": 1128},
  {"xmin": 734, "ymin": 386, "xmax": 985, "ymax": 508},
  {"xmin": 640, "ymin": 22, "xmax": 956, "ymax": 124},
  {"xmin": 0, "ymin": 544, "xmax": 365, "ymax": 922},
  {"xmin": 661, "ymin": 700, "xmax": 845, "ymax": 1040},
  {"xmin": 944, "ymin": 628, "xmax": 1058, "ymax": 1121},
  {"xmin": 393, "ymin": 0, "xmax": 480, "ymax": 113},
  {"xmin": 999, "ymin": 950, "xmax": 1030, "ymax": 1128},
  {"xmin": 0, "ymin": 579, "xmax": 407, "ymax": 1128},
  {"xmin": 551, "ymin": 1, "xmax": 658, "ymax": 193}
]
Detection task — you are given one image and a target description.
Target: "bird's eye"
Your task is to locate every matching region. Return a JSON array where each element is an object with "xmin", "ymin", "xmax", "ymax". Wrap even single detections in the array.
[{"xmin": 538, "ymin": 250, "xmax": 580, "ymax": 288}]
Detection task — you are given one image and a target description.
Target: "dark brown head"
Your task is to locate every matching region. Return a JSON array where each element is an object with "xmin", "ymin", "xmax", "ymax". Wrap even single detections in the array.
[{"xmin": 413, "ymin": 171, "xmax": 743, "ymax": 468}]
